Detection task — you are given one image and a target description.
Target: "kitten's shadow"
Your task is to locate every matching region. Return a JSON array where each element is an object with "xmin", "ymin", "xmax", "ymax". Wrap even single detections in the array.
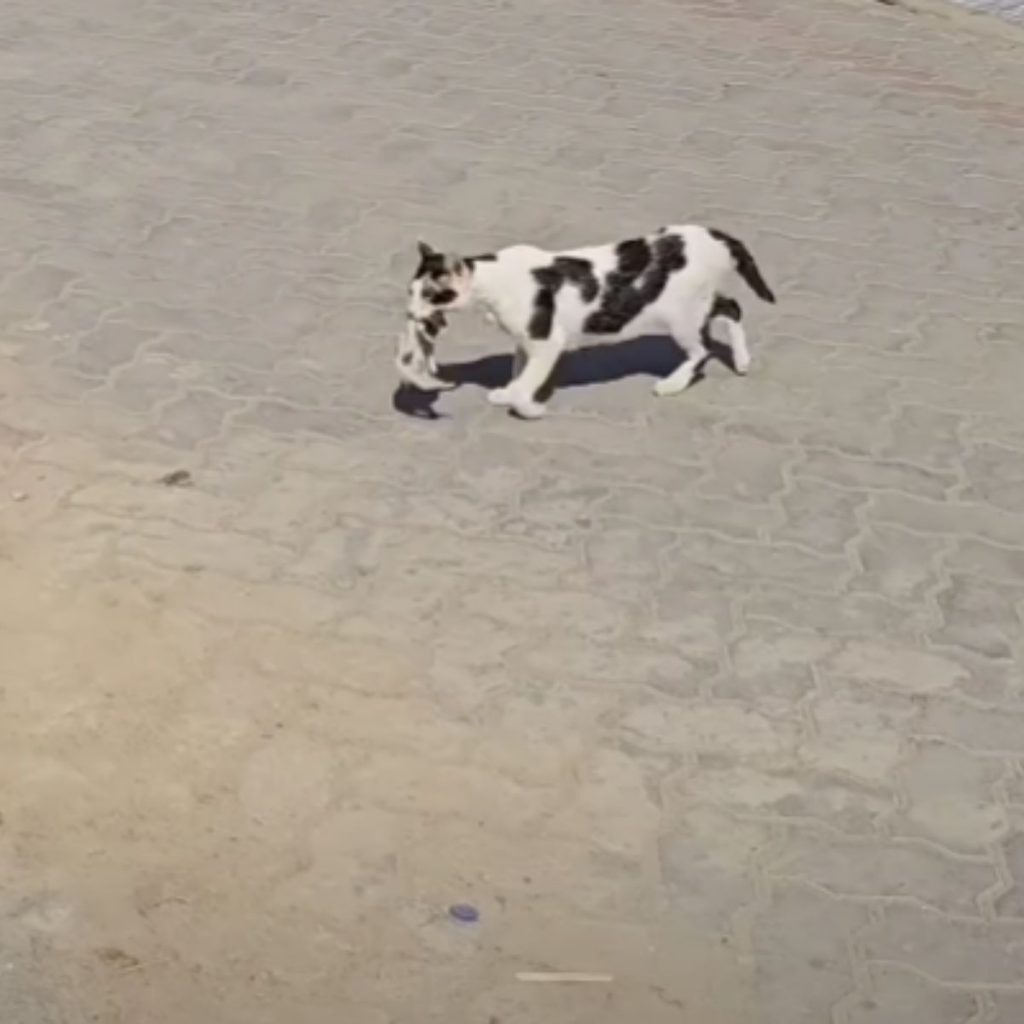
[
  {"xmin": 391, "ymin": 383, "xmax": 446, "ymax": 419},
  {"xmin": 390, "ymin": 335, "xmax": 736, "ymax": 418}
]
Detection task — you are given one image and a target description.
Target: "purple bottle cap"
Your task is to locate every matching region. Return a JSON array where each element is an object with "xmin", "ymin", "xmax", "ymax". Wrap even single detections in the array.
[{"xmin": 449, "ymin": 903, "xmax": 480, "ymax": 923}]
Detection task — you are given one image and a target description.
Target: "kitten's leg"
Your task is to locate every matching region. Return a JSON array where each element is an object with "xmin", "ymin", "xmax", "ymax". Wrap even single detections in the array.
[
  {"xmin": 489, "ymin": 335, "xmax": 564, "ymax": 418},
  {"xmin": 654, "ymin": 310, "xmax": 709, "ymax": 397}
]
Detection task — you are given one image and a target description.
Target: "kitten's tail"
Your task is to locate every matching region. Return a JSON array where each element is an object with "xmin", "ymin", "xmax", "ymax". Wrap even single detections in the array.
[{"xmin": 710, "ymin": 229, "xmax": 776, "ymax": 304}]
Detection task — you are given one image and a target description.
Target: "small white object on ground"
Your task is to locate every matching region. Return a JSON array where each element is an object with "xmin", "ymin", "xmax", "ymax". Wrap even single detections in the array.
[{"xmin": 515, "ymin": 972, "xmax": 614, "ymax": 983}]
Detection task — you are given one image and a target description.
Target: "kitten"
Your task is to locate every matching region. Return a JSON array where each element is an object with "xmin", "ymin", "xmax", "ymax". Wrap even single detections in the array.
[
  {"xmin": 396, "ymin": 308, "xmax": 453, "ymax": 392},
  {"xmin": 399, "ymin": 225, "xmax": 774, "ymax": 418}
]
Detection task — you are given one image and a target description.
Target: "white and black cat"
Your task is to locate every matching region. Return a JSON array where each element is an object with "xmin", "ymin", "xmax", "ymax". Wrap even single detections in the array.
[{"xmin": 398, "ymin": 225, "xmax": 775, "ymax": 418}]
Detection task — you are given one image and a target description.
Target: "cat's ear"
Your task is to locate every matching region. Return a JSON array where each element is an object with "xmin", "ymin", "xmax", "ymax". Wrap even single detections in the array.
[{"xmin": 417, "ymin": 240, "xmax": 437, "ymax": 260}]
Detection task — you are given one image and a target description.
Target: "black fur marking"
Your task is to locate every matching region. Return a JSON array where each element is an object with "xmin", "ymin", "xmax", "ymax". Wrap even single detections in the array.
[
  {"xmin": 465, "ymin": 253, "xmax": 497, "ymax": 270},
  {"xmin": 527, "ymin": 286, "xmax": 556, "ymax": 340},
  {"xmin": 583, "ymin": 233, "xmax": 686, "ymax": 335},
  {"xmin": 552, "ymin": 257, "xmax": 600, "ymax": 302},
  {"xmin": 425, "ymin": 286, "xmax": 457, "ymax": 306},
  {"xmin": 526, "ymin": 257, "xmax": 600, "ymax": 340},
  {"xmin": 614, "ymin": 238, "xmax": 652, "ymax": 279},
  {"xmin": 701, "ymin": 293, "xmax": 743, "ymax": 350},
  {"xmin": 414, "ymin": 250, "xmax": 447, "ymax": 280},
  {"xmin": 531, "ymin": 258, "xmax": 600, "ymax": 304},
  {"xmin": 532, "ymin": 265, "xmax": 562, "ymax": 294},
  {"xmin": 400, "ymin": 351, "xmax": 414, "ymax": 366},
  {"xmin": 418, "ymin": 310, "xmax": 447, "ymax": 337},
  {"xmin": 709, "ymin": 294, "xmax": 742, "ymax": 323},
  {"xmin": 709, "ymin": 229, "xmax": 775, "ymax": 304}
]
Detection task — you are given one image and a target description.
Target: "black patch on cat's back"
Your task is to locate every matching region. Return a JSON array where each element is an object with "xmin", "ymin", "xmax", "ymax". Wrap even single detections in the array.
[
  {"xmin": 614, "ymin": 237, "xmax": 652, "ymax": 279},
  {"xmin": 527, "ymin": 257, "xmax": 600, "ymax": 340},
  {"xmin": 532, "ymin": 265, "xmax": 562, "ymax": 294},
  {"xmin": 552, "ymin": 257, "xmax": 599, "ymax": 302},
  {"xmin": 583, "ymin": 233, "xmax": 686, "ymax": 335}
]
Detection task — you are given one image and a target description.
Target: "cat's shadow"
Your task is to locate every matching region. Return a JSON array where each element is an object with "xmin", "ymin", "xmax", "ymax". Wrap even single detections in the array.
[{"xmin": 391, "ymin": 335, "xmax": 736, "ymax": 418}]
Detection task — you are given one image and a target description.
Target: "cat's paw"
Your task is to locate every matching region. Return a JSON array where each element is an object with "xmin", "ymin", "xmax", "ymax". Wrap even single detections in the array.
[
  {"xmin": 653, "ymin": 375, "xmax": 693, "ymax": 398},
  {"xmin": 512, "ymin": 398, "xmax": 547, "ymax": 420},
  {"xmin": 732, "ymin": 355, "xmax": 751, "ymax": 375},
  {"xmin": 488, "ymin": 387, "xmax": 514, "ymax": 407}
]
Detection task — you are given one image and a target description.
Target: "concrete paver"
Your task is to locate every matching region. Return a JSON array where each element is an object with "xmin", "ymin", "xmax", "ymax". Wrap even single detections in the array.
[
  {"xmin": 1, "ymin": 0, "xmax": 1023, "ymax": 1021},
  {"xmin": 952, "ymin": 0, "xmax": 1024, "ymax": 25}
]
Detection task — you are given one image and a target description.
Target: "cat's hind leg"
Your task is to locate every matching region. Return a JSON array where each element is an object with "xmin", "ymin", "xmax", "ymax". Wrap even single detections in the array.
[
  {"xmin": 706, "ymin": 295, "xmax": 750, "ymax": 375},
  {"xmin": 654, "ymin": 308, "xmax": 709, "ymax": 397}
]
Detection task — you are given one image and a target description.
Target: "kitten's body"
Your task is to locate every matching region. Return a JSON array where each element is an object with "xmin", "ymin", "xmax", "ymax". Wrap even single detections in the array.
[{"xmin": 400, "ymin": 225, "xmax": 774, "ymax": 418}]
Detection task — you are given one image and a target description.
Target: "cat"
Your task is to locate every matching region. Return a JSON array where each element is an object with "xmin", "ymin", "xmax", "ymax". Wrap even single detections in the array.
[{"xmin": 398, "ymin": 225, "xmax": 775, "ymax": 418}]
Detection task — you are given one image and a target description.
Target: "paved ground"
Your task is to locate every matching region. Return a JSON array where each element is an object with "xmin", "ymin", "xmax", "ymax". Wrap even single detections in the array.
[
  {"xmin": 1, "ymin": 0, "xmax": 1023, "ymax": 1021},
  {"xmin": 952, "ymin": 0, "xmax": 1024, "ymax": 25}
]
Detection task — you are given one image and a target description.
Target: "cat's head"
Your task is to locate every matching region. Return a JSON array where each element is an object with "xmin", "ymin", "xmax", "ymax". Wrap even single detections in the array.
[{"xmin": 407, "ymin": 241, "xmax": 473, "ymax": 318}]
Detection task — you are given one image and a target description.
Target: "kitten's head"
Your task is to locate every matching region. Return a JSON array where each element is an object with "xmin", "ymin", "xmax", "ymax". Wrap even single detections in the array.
[{"xmin": 407, "ymin": 241, "xmax": 473, "ymax": 318}]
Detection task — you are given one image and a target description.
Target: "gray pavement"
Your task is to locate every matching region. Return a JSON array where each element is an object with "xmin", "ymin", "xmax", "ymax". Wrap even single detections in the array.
[
  {"xmin": 952, "ymin": 0, "xmax": 1024, "ymax": 25},
  {"xmin": 1, "ymin": 0, "xmax": 1024, "ymax": 1022}
]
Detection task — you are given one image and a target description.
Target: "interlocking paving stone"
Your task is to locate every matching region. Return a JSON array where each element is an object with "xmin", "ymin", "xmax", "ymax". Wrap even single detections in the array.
[{"xmin": 2, "ymin": 0, "xmax": 1024, "ymax": 1021}]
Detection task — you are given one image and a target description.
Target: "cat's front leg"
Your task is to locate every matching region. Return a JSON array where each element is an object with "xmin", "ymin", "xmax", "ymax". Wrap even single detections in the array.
[
  {"xmin": 512, "ymin": 344, "xmax": 527, "ymax": 380},
  {"xmin": 491, "ymin": 334, "xmax": 564, "ymax": 419},
  {"xmin": 487, "ymin": 344, "xmax": 527, "ymax": 407},
  {"xmin": 489, "ymin": 388, "xmax": 546, "ymax": 418},
  {"xmin": 488, "ymin": 387, "xmax": 514, "ymax": 406}
]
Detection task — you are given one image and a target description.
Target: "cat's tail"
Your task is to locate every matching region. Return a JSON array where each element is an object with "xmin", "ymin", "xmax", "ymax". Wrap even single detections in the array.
[{"xmin": 710, "ymin": 229, "xmax": 776, "ymax": 304}]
